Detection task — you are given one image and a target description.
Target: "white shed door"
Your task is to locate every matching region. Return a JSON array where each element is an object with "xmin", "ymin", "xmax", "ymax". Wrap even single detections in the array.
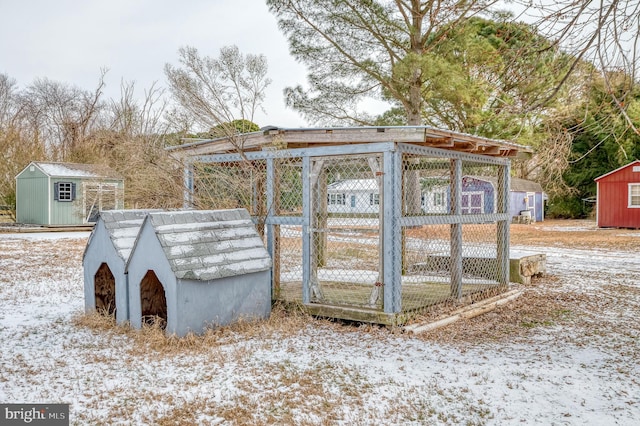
[{"xmin": 83, "ymin": 183, "xmax": 118, "ymax": 223}]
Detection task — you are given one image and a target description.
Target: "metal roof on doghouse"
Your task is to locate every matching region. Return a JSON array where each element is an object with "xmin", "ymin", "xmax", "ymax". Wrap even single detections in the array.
[
  {"xmin": 126, "ymin": 209, "xmax": 272, "ymax": 336},
  {"xmin": 83, "ymin": 209, "xmax": 160, "ymax": 323},
  {"xmin": 16, "ymin": 161, "xmax": 124, "ymax": 226},
  {"xmin": 84, "ymin": 209, "xmax": 160, "ymax": 261},
  {"xmin": 137, "ymin": 209, "xmax": 271, "ymax": 280}
]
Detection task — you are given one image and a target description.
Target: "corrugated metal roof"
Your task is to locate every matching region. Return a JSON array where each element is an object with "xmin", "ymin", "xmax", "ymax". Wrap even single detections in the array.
[
  {"xmin": 167, "ymin": 126, "xmax": 532, "ymax": 158},
  {"xmin": 145, "ymin": 209, "xmax": 271, "ymax": 281},
  {"xmin": 30, "ymin": 162, "xmax": 123, "ymax": 179}
]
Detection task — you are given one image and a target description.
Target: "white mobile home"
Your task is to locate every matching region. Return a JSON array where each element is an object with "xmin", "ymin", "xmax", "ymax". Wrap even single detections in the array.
[{"xmin": 326, "ymin": 179, "xmax": 380, "ymax": 214}]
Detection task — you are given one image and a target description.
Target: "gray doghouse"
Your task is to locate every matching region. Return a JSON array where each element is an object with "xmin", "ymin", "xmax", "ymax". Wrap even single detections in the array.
[
  {"xmin": 83, "ymin": 209, "xmax": 160, "ymax": 323},
  {"xmin": 126, "ymin": 209, "xmax": 272, "ymax": 336}
]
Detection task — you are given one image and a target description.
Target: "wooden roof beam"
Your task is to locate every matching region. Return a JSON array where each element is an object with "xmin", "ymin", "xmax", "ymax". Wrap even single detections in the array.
[
  {"xmin": 499, "ymin": 149, "xmax": 517, "ymax": 157},
  {"xmin": 423, "ymin": 137, "xmax": 454, "ymax": 147},
  {"xmin": 168, "ymin": 127, "xmax": 531, "ymax": 159},
  {"xmin": 472, "ymin": 145, "xmax": 501, "ymax": 155},
  {"xmin": 452, "ymin": 140, "xmax": 477, "ymax": 152}
]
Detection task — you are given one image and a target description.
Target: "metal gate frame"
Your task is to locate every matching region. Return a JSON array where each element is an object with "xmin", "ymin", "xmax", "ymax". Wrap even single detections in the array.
[{"xmin": 184, "ymin": 141, "xmax": 510, "ymax": 324}]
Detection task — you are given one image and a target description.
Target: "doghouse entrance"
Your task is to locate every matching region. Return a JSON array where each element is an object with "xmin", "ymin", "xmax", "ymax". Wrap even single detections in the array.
[
  {"xmin": 94, "ymin": 263, "xmax": 116, "ymax": 316},
  {"xmin": 140, "ymin": 270, "xmax": 167, "ymax": 327}
]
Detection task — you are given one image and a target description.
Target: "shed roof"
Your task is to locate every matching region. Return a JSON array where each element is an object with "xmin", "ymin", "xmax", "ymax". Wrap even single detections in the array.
[
  {"xmin": 464, "ymin": 176, "xmax": 543, "ymax": 193},
  {"xmin": 137, "ymin": 209, "xmax": 271, "ymax": 281},
  {"xmin": 327, "ymin": 179, "xmax": 379, "ymax": 192},
  {"xmin": 510, "ymin": 177, "xmax": 544, "ymax": 193},
  {"xmin": 83, "ymin": 209, "xmax": 160, "ymax": 262},
  {"xmin": 167, "ymin": 126, "xmax": 531, "ymax": 159},
  {"xmin": 19, "ymin": 161, "xmax": 123, "ymax": 180},
  {"xmin": 594, "ymin": 159, "xmax": 640, "ymax": 182}
]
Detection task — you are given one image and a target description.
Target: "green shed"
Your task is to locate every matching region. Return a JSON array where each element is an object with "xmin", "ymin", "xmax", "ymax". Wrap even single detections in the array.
[{"xmin": 16, "ymin": 162, "xmax": 124, "ymax": 226}]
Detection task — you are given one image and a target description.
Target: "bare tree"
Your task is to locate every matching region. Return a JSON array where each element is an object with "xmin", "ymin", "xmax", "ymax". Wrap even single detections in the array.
[
  {"xmin": 110, "ymin": 80, "xmax": 167, "ymax": 137},
  {"xmin": 92, "ymin": 80, "xmax": 183, "ymax": 209},
  {"xmin": 0, "ymin": 74, "xmax": 47, "ymax": 209},
  {"xmin": 164, "ymin": 45, "xmax": 271, "ymax": 149},
  {"xmin": 19, "ymin": 72, "xmax": 106, "ymax": 160},
  {"xmin": 521, "ymin": 0, "xmax": 640, "ymax": 135},
  {"xmin": 0, "ymin": 68, "xmax": 186, "ymax": 213},
  {"xmin": 0, "ymin": 74, "xmax": 18, "ymax": 126}
]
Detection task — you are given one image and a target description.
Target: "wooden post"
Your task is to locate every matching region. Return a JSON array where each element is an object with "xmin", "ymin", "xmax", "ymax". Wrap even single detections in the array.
[
  {"xmin": 302, "ymin": 157, "xmax": 311, "ymax": 304},
  {"xmin": 183, "ymin": 161, "xmax": 194, "ymax": 209},
  {"xmin": 309, "ymin": 159, "xmax": 325, "ymax": 301},
  {"xmin": 266, "ymin": 159, "xmax": 280, "ymax": 299},
  {"xmin": 382, "ymin": 149, "xmax": 402, "ymax": 314},
  {"xmin": 367, "ymin": 156, "xmax": 384, "ymax": 307},
  {"xmin": 316, "ymin": 166, "xmax": 328, "ymax": 268},
  {"xmin": 253, "ymin": 168, "xmax": 266, "ymax": 240},
  {"xmin": 497, "ymin": 162, "xmax": 510, "ymax": 289},
  {"xmin": 450, "ymin": 158, "xmax": 463, "ymax": 299}
]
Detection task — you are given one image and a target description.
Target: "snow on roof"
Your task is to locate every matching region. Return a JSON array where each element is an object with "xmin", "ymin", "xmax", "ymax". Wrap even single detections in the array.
[
  {"xmin": 83, "ymin": 209, "xmax": 160, "ymax": 262},
  {"xmin": 327, "ymin": 179, "xmax": 379, "ymax": 192},
  {"xmin": 30, "ymin": 162, "xmax": 122, "ymax": 179},
  {"xmin": 145, "ymin": 209, "xmax": 271, "ymax": 281}
]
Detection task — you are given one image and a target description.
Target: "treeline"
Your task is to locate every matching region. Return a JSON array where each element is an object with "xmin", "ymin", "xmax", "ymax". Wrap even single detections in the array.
[
  {"xmin": 0, "ymin": 72, "xmax": 185, "ymax": 211},
  {"xmin": 2, "ymin": 2, "xmax": 639, "ymax": 218},
  {"xmin": 0, "ymin": 45, "xmax": 268, "ymax": 213},
  {"xmin": 267, "ymin": 0, "xmax": 640, "ymax": 218}
]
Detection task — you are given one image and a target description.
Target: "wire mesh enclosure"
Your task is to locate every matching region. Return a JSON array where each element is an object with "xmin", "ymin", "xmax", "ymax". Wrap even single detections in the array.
[{"xmin": 183, "ymin": 140, "xmax": 511, "ymax": 325}]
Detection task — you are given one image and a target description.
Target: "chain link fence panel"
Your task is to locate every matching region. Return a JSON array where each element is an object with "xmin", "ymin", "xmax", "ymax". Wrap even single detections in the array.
[{"xmin": 188, "ymin": 144, "xmax": 510, "ymax": 323}]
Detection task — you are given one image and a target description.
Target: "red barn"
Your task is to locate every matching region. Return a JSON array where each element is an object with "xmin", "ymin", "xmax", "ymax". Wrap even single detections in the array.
[{"xmin": 595, "ymin": 160, "xmax": 640, "ymax": 228}]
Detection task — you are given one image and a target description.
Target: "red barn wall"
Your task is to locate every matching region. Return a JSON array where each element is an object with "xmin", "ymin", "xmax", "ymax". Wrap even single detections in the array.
[{"xmin": 596, "ymin": 162, "xmax": 640, "ymax": 228}]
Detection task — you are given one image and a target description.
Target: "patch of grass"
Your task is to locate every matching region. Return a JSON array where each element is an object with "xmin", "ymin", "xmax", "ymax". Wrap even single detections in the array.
[
  {"xmin": 152, "ymin": 396, "xmax": 217, "ymax": 426},
  {"xmin": 73, "ymin": 301, "xmax": 321, "ymax": 358},
  {"xmin": 72, "ymin": 309, "xmax": 117, "ymax": 331},
  {"xmin": 552, "ymin": 309, "xmax": 573, "ymax": 320},
  {"xmin": 520, "ymin": 318, "xmax": 555, "ymax": 328}
]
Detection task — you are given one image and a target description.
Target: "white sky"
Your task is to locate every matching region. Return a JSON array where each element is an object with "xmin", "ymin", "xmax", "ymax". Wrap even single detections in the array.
[
  {"xmin": 0, "ymin": 0, "xmax": 310, "ymax": 128},
  {"xmin": 3, "ymin": 1, "xmax": 615, "ymax": 132}
]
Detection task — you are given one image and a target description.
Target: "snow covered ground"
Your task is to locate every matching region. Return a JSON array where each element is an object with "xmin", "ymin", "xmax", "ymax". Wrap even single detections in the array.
[{"xmin": 0, "ymin": 225, "xmax": 638, "ymax": 425}]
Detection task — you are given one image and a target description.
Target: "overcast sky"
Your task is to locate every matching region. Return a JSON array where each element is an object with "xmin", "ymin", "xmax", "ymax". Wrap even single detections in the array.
[{"xmin": 0, "ymin": 0, "xmax": 310, "ymax": 127}]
